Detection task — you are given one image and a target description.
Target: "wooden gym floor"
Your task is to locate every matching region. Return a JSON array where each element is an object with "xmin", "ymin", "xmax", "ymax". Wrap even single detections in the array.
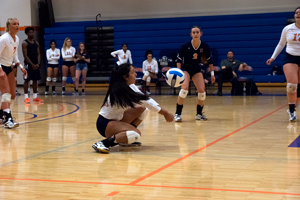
[{"xmin": 0, "ymin": 86, "xmax": 299, "ymax": 200}]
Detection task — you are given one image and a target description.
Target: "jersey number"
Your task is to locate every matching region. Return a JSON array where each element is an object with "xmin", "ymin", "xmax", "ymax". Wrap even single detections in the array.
[
  {"xmin": 293, "ymin": 34, "xmax": 300, "ymax": 41},
  {"xmin": 124, "ymin": 55, "xmax": 126, "ymax": 59},
  {"xmin": 13, "ymin": 47, "xmax": 16, "ymax": 54},
  {"xmin": 147, "ymin": 66, "xmax": 152, "ymax": 71},
  {"xmin": 193, "ymin": 53, "xmax": 198, "ymax": 59},
  {"xmin": 67, "ymin": 52, "xmax": 71, "ymax": 55}
]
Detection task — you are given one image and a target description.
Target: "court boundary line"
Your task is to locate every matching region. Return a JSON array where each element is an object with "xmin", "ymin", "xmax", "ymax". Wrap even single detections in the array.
[
  {"xmin": 129, "ymin": 104, "xmax": 286, "ymax": 185},
  {"xmin": 0, "ymin": 177, "xmax": 299, "ymax": 196}
]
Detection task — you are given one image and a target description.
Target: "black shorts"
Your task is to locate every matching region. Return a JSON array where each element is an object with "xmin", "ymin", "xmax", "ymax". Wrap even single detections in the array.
[
  {"xmin": 2, "ymin": 65, "xmax": 12, "ymax": 75},
  {"xmin": 26, "ymin": 64, "xmax": 41, "ymax": 81},
  {"xmin": 96, "ymin": 115, "xmax": 112, "ymax": 138},
  {"xmin": 181, "ymin": 63, "xmax": 206, "ymax": 77},
  {"xmin": 13, "ymin": 65, "xmax": 17, "ymax": 69},
  {"xmin": 63, "ymin": 61, "xmax": 75, "ymax": 67},
  {"xmin": 284, "ymin": 53, "xmax": 300, "ymax": 67},
  {"xmin": 47, "ymin": 64, "xmax": 59, "ymax": 69}
]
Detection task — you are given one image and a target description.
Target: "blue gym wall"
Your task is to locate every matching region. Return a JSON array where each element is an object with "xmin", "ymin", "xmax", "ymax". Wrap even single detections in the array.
[{"xmin": 45, "ymin": 12, "xmax": 294, "ymax": 83}]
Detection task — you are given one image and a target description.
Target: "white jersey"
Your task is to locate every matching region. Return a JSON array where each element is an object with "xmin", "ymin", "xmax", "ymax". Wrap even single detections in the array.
[
  {"xmin": 46, "ymin": 48, "xmax": 60, "ymax": 64},
  {"xmin": 0, "ymin": 32, "xmax": 20, "ymax": 67},
  {"xmin": 61, "ymin": 46, "xmax": 76, "ymax": 61},
  {"xmin": 271, "ymin": 23, "xmax": 300, "ymax": 59},
  {"xmin": 99, "ymin": 84, "xmax": 161, "ymax": 120},
  {"xmin": 111, "ymin": 49, "xmax": 133, "ymax": 64},
  {"xmin": 142, "ymin": 59, "xmax": 158, "ymax": 74}
]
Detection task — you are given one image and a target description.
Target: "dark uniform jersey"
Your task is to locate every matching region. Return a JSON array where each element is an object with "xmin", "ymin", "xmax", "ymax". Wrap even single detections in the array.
[{"xmin": 177, "ymin": 40, "xmax": 212, "ymax": 77}]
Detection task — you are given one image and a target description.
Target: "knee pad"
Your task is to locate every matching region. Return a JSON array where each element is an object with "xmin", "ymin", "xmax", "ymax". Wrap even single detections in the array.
[
  {"xmin": 138, "ymin": 108, "xmax": 149, "ymax": 121},
  {"xmin": 126, "ymin": 130, "xmax": 140, "ymax": 144},
  {"xmin": 72, "ymin": 77, "xmax": 76, "ymax": 82},
  {"xmin": 46, "ymin": 77, "xmax": 51, "ymax": 82},
  {"xmin": 146, "ymin": 77, "xmax": 151, "ymax": 82},
  {"xmin": 62, "ymin": 76, "xmax": 67, "ymax": 81},
  {"xmin": 15, "ymin": 77, "xmax": 17, "ymax": 81},
  {"xmin": 2, "ymin": 93, "xmax": 12, "ymax": 103},
  {"xmin": 198, "ymin": 92, "xmax": 206, "ymax": 101},
  {"xmin": 179, "ymin": 89, "xmax": 188, "ymax": 98},
  {"xmin": 144, "ymin": 71, "xmax": 149, "ymax": 76},
  {"xmin": 52, "ymin": 78, "xmax": 57, "ymax": 82},
  {"xmin": 287, "ymin": 83, "xmax": 297, "ymax": 93}
]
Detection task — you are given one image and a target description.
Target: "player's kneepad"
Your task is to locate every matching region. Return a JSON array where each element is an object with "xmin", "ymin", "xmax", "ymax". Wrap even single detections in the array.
[
  {"xmin": 52, "ymin": 78, "xmax": 57, "ymax": 82},
  {"xmin": 126, "ymin": 131, "xmax": 140, "ymax": 144},
  {"xmin": 138, "ymin": 108, "xmax": 149, "ymax": 121},
  {"xmin": 287, "ymin": 83, "xmax": 297, "ymax": 93},
  {"xmin": 146, "ymin": 77, "xmax": 151, "ymax": 82},
  {"xmin": 2, "ymin": 93, "xmax": 12, "ymax": 103},
  {"xmin": 144, "ymin": 71, "xmax": 149, "ymax": 76},
  {"xmin": 62, "ymin": 76, "xmax": 67, "ymax": 81},
  {"xmin": 198, "ymin": 92, "xmax": 206, "ymax": 101},
  {"xmin": 46, "ymin": 77, "xmax": 51, "ymax": 82},
  {"xmin": 179, "ymin": 89, "xmax": 188, "ymax": 98},
  {"xmin": 72, "ymin": 77, "xmax": 76, "ymax": 82}
]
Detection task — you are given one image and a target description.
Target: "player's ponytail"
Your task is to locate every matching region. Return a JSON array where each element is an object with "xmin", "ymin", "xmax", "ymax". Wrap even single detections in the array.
[{"xmin": 102, "ymin": 64, "xmax": 149, "ymax": 108}]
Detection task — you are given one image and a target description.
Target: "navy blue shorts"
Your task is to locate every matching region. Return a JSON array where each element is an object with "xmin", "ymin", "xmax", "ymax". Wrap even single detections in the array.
[
  {"xmin": 63, "ymin": 61, "xmax": 75, "ymax": 67},
  {"xmin": 284, "ymin": 53, "xmax": 300, "ymax": 67},
  {"xmin": 47, "ymin": 64, "xmax": 59, "ymax": 69},
  {"xmin": 96, "ymin": 115, "xmax": 112, "ymax": 138},
  {"xmin": 25, "ymin": 64, "xmax": 41, "ymax": 81},
  {"xmin": 181, "ymin": 63, "xmax": 206, "ymax": 78},
  {"xmin": 2, "ymin": 65, "xmax": 12, "ymax": 75}
]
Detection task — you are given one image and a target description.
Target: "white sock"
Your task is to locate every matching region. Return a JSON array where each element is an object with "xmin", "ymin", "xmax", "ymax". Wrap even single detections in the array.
[
  {"xmin": 4, "ymin": 108, "xmax": 10, "ymax": 114},
  {"xmin": 33, "ymin": 93, "xmax": 37, "ymax": 99},
  {"xmin": 24, "ymin": 94, "xmax": 28, "ymax": 99}
]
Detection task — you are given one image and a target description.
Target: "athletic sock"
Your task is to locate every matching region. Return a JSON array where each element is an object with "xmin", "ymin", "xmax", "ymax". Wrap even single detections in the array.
[
  {"xmin": 82, "ymin": 89, "xmax": 85, "ymax": 93},
  {"xmin": 24, "ymin": 93, "xmax": 29, "ymax": 99},
  {"xmin": 102, "ymin": 135, "xmax": 118, "ymax": 147},
  {"xmin": 146, "ymin": 86, "xmax": 150, "ymax": 92},
  {"xmin": 62, "ymin": 86, "xmax": 65, "ymax": 91},
  {"xmin": 45, "ymin": 86, "xmax": 49, "ymax": 92},
  {"xmin": 289, "ymin": 104, "xmax": 296, "ymax": 113},
  {"xmin": 52, "ymin": 86, "xmax": 55, "ymax": 92},
  {"xmin": 175, "ymin": 104, "xmax": 183, "ymax": 115},
  {"xmin": 197, "ymin": 105, "xmax": 204, "ymax": 115},
  {"xmin": 33, "ymin": 93, "xmax": 37, "ymax": 99}
]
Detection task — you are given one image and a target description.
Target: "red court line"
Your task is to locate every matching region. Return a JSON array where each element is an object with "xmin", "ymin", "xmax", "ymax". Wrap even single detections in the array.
[
  {"xmin": 106, "ymin": 191, "xmax": 120, "ymax": 196},
  {"xmin": 0, "ymin": 177, "xmax": 299, "ymax": 196},
  {"xmin": 129, "ymin": 104, "xmax": 287, "ymax": 185}
]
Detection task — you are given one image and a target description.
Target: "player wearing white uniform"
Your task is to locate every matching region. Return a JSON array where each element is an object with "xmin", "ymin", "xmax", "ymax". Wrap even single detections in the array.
[
  {"xmin": 45, "ymin": 39, "xmax": 60, "ymax": 95},
  {"xmin": 92, "ymin": 63, "xmax": 173, "ymax": 153},
  {"xmin": 267, "ymin": 7, "xmax": 300, "ymax": 122},
  {"xmin": 0, "ymin": 18, "xmax": 27, "ymax": 128},
  {"xmin": 61, "ymin": 37, "xmax": 76, "ymax": 95},
  {"xmin": 110, "ymin": 44, "xmax": 133, "ymax": 66},
  {"xmin": 141, "ymin": 53, "xmax": 158, "ymax": 95}
]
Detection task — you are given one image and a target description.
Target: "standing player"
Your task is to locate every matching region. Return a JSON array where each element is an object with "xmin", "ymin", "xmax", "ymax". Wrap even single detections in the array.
[
  {"xmin": 61, "ymin": 37, "xmax": 76, "ymax": 95},
  {"xmin": 0, "ymin": 18, "xmax": 27, "ymax": 128},
  {"xmin": 174, "ymin": 26, "xmax": 215, "ymax": 122},
  {"xmin": 110, "ymin": 44, "xmax": 133, "ymax": 66},
  {"xmin": 45, "ymin": 39, "xmax": 60, "ymax": 95},
  {"xmin": 267, "ymin": 7, "xmax": 300, "ymax": 122},
  {"xmin": 92, "ymin": 63, "xmax": 173, "ymax": 153},
  {"xmin": 22, "ymin": 27, "xmax": 43, "ymax": 103},
  {"xmin": 141, "ymin": 52, "xmax": 158, "ymax": 95}
]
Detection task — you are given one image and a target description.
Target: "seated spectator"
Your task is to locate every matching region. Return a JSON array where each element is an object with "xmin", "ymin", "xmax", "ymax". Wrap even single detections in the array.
[
  {"xmin": 218, "ymin": 50, "xmax": 261, "ymax": 95},
  {"xmin": 141, "ymin": 53, "xmax": 158, "ymax": 95}
]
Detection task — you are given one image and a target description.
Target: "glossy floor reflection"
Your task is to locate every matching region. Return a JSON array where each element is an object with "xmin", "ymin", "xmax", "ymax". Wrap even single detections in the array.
[{"xmin": 0, "ymin": 89, "xmax": 300, "ymax": 200}]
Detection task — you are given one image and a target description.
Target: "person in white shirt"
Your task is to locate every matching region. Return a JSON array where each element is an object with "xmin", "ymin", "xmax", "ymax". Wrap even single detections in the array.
[
  {"xmin": 110, "ymin": 44, "xmax": 133, "ymax": 66},
  {"xmin": 141, "ymin": 53, "xmax": 158, "ymax": 95},
  {"xmin": 0, "ymin": 18, "xmax": 27, "ymax": 128},
  {"xmin": 61, "ymin": 37, "xmax": 76, "ymax": 95},
  {"xmin": 267, "ymin": 7, "xmax": 300, "ymax": 122},
  {"xmin": 92, "ymin": 63, "xmax": 173, "ymax": 153},
  {"xmin": 45, "ymin": 39, "xmax": 60, "ymax": 95}
]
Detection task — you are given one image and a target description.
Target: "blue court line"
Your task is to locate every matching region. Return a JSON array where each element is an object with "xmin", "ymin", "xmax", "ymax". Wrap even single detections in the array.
[
  {"xmin": 19, "ymin": 102, "xmax": 80, "ymax": 125},
  {"xmin": 23, "ymin": 112, "xmax": 38, "ymax": 120},
  {"xmin": 288, "ymin": 135, "xmax": 300, "ymax": 148}
]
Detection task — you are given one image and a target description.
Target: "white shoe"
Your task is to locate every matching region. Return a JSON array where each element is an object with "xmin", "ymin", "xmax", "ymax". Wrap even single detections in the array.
[
  {"xmin": 195, "ymin": 114, "xmax": 208, "ymax": 121},
  {"xmin": 146, "ymin": 91, "xmax": 151, "ymax": 95},
  {"xmin": 62, "ymin": 90, "xmax": 65, "ymax": 95},
  {"xmin": 92, "ymin": 141, "xmax": 110, "ymax": 153},
  {"xmin": 45, "ymin": 91, "xmax": 48, "ymax": 95},
  {"xmin": 4, "ymin": 118, "xmax": 19, "ymax": 129},
  {"xmin": 287, "ymin": 109, "xmax": 297, "ymax": 122},
  {"xmin": 174, "ymin": 114, "xmax": 182, "ymax": 122},
  {"xmin": 52, "ymin": 91, "xmax": 56, "ymax": 95}
]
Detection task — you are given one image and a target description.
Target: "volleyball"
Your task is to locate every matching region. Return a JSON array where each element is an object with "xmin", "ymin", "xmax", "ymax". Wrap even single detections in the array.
[{"xmin": 166, "ymin": 68, "xmax": 185, "ymax": 88}]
